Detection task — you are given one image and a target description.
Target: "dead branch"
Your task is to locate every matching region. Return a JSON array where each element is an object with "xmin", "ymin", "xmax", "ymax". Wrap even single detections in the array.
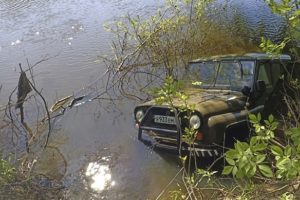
[
  {"xmin": 155, "ymin": 167, "xmax": 184, "ymax": 200},
  {"xmin": 26, "ymin": 80, "xmax": 51, "ymax": 148},
  {"xmin": 24, "ymin": 54, "xmax": 59, "ymax": 73}
]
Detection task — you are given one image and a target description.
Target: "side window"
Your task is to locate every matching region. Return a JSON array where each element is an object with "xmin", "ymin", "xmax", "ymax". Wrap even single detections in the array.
[{"xmin": 258, "ymin": 63, "xmax": 272, "ymax": 89}]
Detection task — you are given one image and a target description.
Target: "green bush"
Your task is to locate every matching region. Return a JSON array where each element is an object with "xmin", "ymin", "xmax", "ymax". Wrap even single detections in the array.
[
  {"xmin": 0, "ymin": 155, "xmax": 15, "ymax": 184},
  {"xmin": 223, "ymin": 113, "xmax": 300, "ymax": 180}
]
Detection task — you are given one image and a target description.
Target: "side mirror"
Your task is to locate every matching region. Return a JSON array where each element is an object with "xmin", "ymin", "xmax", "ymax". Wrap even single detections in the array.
[
  {"xmin": 256, "ymin": 80, "xmax": 266, "ymax": 93},
  {"xmin": 241, "ymin": 86, "xmax": 251, "ymax": 97}
]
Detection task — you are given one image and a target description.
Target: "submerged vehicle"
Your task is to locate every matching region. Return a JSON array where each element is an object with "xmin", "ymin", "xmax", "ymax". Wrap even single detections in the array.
[{"xmin": 134, "ymin": 53, "xmax": 292, "ymax": 157}]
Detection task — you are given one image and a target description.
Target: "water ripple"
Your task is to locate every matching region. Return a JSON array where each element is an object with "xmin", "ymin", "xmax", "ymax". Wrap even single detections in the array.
[{"xmin": 0, "ymin": 0, "xmax": 50, "ymax": 16}]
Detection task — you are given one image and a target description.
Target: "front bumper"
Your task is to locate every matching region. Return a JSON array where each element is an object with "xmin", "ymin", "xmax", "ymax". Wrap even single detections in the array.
[
  {"xmin": 136, "ymin": 106, "xmax": 220, "ymax": 157},
  {"xmin": 137, "ymin": 126, "xmax": 220, "ymax": 157}
]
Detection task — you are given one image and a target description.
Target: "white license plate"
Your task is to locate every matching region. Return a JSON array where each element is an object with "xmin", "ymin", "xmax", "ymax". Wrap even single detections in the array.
[{"xmin": 154, "ymin": 115, "xmax": 176, "ymax": 125}]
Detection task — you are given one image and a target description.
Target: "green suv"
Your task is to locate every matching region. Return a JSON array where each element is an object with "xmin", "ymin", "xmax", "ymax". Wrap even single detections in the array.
[{"xmin": 134, "ymin": 53, "xmax": 292, "ymax": 157}]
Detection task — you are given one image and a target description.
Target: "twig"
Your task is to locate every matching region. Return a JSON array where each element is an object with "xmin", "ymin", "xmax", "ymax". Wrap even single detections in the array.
[
  {"xmin": 27, "ymin": 81, "xmax": 51, "ymax": 148},
  {"xmin": 24, "ymin": 54, "xmax": 59, "ymax": 73},
  {"xmin": 26, "ymin": 58, "xmax": 36, "ymax": 86},
  {"xmin": 155, "ymin": 167, "xmax": 184, "ymax": 200},
  {"xmin": 283, "ymin": 96, "xmax": 299, "ymax": 126},
  {"xmin": 266, "ymin": 180, "xmax": 300, "ymax": 194},
  {"xmin": 182, "ymin": 172, "xmax": 198, "ymax": 200},
  {"xmin": 6, "ymin": 86, "xmax": 22, "ymax": 158},
  {"xmin": 189, "ymin": 0, "xmax": 194, "ymax": 24}
]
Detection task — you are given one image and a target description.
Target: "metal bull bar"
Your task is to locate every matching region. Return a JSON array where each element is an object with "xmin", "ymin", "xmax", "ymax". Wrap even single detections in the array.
[{"xmin": 137, "ymin": 106, "xmax": 221, "ymax": 157}]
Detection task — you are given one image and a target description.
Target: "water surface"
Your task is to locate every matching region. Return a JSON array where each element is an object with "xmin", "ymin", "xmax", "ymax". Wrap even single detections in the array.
[{"xmin": 0, "ymin": 0, "xmax": 285, "ymax": 199}]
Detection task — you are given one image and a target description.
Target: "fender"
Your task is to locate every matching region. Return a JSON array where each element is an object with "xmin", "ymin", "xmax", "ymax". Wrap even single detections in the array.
[
  {"xmin": 207, "ymin": 105, "xmax": 264, "ymax": 144},
  {"xmin": 224, "ymin": 120, "xmax": 250, "ymax": 148}
]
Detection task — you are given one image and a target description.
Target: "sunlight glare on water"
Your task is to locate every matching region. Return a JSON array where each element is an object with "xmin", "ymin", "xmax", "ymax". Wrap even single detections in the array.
[{"xmin": 85, "ymin": 161, "xmax": 115, "ymax": 192}]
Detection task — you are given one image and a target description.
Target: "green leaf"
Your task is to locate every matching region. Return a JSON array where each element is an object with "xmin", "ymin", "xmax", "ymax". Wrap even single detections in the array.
[
  {"xmin": 271, "ymin": 145, "xmax": 283, "ymax": 156},
  {"xmin": 256, "ymin": 154, "xmax": 266, "ymax": 164},
  {"xmin": 276, "ymin": 157, "xmax": 290, "ymax": 169},
  {"xmin": 244, "ymin": 162, "xmax": 251, "ymax": 173},
  {"xmin": 252, "ymin": 142, "xmax": 267, "ymax": 152},
  {"xmin": 236, "ymin": 169, "xmax": 245, "ymax": 178},
  {"xmin": 225, "ymin": 157, "xmax": 235, "ymax": 166},
  {"xmin": 297, "ymin": 144, "xmax": 300, "ymax": 154},
  {"xmin": 235, "ymin": 141, "xmax": 249, "ymax": 152},
  {"xmin": 250, "ymin": 137, "xmax": 257, "ymax": 146},
  {"xmin": 287, "ymin": 128, "xmax": 300, "ymax": 144},
  {"xmin": 264, "ymin": 120, "xmax": 270, "ymax": 126},
  {"xmin": 235, "ymin": 142, "xmax": 243, "ymax": 152},
  {"xmin": 238, "ymin": 156, "xmax": 248, "ymax": 169},
  {"xmin": 258, "ymin": 164, "xmax": 273, "ymax": 178},
  {"xmin": 222, "ymin": 166, "xmax": 233, "ymax": 175},
  {"xmin": 270, "ymin": 122, "xmax": 278, "ymax": 131},
  {"xmin": 295, "ymin": 9, "xmax": 300, "ymax": 16},
  {"xmin": 248, "ymin": 165, "xmax": 257, "ymax": 177},
  {"xmin": 196, "ymin": 169, "xmax": 206, "ymax": 175},
  {"xmin": 276, "ymin": 169, "xmax": 284, "ymax": 179},
  {"xmin": 257, "ymin": 113, "xmax": 262, "ymax": 122},
  {"xmin": 284, "ymin": 145, "xmax": 292, "ymax": 157},
  {"xmin": 268, "ymin": 115, "xmax": 274, "ymax": 123},
  {"xmin": 179, "ymin": 156, "xmax": 187, "ymax": 161},
  {"xmin": 249, "ymin": 114, "xmax": 256, "ymax": 122},
  {"xmin": 232, "ymin": 166, "xmax": 238, "ymax": 176},
  {"xmin": 225, "ymin": 149, "xmax": 238, "ymax": 159}
]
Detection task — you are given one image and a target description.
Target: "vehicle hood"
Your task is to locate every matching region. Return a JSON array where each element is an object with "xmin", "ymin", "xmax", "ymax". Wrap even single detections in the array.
[{"xmin": 139, "ymin": 88, "xmax": 247, "ymax": 118}]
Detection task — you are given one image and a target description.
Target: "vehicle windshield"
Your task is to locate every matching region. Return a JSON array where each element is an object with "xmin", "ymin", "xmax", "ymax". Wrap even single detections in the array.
[{"xmin": 183, "ymin": 60, "xmax": 255, "ymax": 91}]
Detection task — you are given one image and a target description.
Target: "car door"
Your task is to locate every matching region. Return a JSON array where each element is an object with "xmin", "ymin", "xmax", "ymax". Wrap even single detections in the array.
[{"xmin": 256, "ymin": 61, "xmax": 283, "ymax": 115}]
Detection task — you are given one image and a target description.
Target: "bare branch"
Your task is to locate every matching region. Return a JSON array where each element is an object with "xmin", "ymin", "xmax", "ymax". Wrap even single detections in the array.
[{"xmin": 26, "ymin": 80, "xmax": 51, "ymax": 148}]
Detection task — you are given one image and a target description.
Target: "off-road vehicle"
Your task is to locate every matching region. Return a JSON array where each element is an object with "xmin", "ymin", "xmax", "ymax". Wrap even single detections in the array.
[{"xmin": 134, "ymin": 53, "xmax": 292, "ymax": 157}]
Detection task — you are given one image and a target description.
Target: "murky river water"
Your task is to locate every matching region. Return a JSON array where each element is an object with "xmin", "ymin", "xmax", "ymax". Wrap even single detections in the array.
[{"xmin": 0, "ymin": 0, "xmax": 285, "ymax": 199}]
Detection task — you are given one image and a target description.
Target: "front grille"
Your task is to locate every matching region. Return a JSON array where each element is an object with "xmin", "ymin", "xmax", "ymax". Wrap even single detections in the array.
[{"xmin": 140, "ymin": 106, "xmax": 178, "ymax": 138}]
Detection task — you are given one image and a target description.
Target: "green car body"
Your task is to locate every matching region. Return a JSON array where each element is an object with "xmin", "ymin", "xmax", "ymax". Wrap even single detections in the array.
[{"xmin": 134, "ymin": 53, "xmax": 292, "ymax": 157}]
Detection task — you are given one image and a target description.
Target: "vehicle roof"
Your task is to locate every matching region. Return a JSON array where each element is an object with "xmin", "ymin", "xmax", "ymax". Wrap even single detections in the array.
[{"xmin": 189, "ymin": 53, "xmax": 291, "ymax": 63}]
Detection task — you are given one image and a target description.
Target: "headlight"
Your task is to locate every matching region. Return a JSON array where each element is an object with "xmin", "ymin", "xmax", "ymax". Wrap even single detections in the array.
[
  {"xmin": 189, "ymin": 115, "xmax": 201, "ymax": 129},
  {"xmin": 135, "ymin": 110, "xmax": 144, "ymax": 122}
]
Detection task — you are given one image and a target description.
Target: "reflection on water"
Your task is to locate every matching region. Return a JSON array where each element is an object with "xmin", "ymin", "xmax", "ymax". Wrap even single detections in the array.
[
  {"xmin": 32, "ymin": 146, "xmax": 67, "ymax": 181},
  {"xmin": 85, "ymin": 161, "xmax": 115, "ymax": 192}
]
